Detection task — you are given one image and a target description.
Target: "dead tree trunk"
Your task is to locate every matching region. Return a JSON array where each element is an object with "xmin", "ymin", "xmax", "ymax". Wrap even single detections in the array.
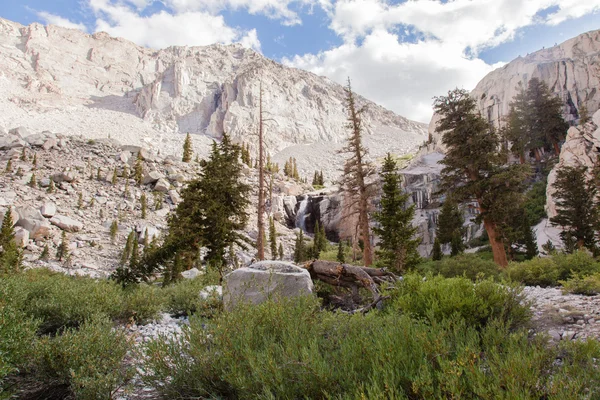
[
  {"xmin": 256, "ymin": 82, "xmax": 265, "ymax": 260},
  {"xmin": 304, "ymin": 260, "xmax": 398, "ymax": 312}
]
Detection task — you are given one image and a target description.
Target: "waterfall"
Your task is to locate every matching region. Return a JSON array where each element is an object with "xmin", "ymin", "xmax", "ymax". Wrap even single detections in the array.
[{"xmin": 295, "ymin": 197, "xmax": 309, "ymax": 231}]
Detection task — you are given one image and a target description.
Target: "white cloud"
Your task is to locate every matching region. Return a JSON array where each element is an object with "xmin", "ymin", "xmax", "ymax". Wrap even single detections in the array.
[
  {"xmin": 89, "ymin": 0, "xmax": 261, "ymax": 50},
  {"xmin": 285, "ymin": 29, "xmax": 501, "ymax": 123},
  {"xmin": 36, "ymin": 11, "xmax": 88, "ymax": 32},
  {"xmin": 545, "ymin": 0, "xmax": 600, "ymax": 25},
  {"xmin": 286, "ymin": 0, "xmax": 600, "ymax": 122}
]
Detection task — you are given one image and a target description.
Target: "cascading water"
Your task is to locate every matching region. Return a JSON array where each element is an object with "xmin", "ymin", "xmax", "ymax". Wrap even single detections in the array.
[{"xmin": 295, "ymin": 197, "xmax": 309, "ymax": 231}]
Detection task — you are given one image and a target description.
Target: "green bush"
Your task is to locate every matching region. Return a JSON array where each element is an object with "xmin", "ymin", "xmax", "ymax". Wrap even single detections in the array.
[
  {"xmin": 506, "ymin": 252, "xmax": 600, "ymax": 287},
  {"xmin": 390, "ymin": 273, "xmax": 530, "ymax": 330},
  {"xmin": 120, "ymin": 284, "xmax": 166, "ymax": 324},
  {"xmin": 506, "ymin": 257, "xmax": 559, "ymax": 287},
  {"xmin": 415, "ymin": 253, "xmax": 501, "ymax": 281},
  {"xmin": 142, "ymin": 294, "xmax": 600, "ymax": 399},
  {"xmin": 0, "ymin": 303, "xmax": 39, "ymax": 393},
  {"xmin": 163, "ymin": 277, "xmax": 222, "ymax": 319},
  {"xmin": 552, "ymin": 251, "xmax": 600, "ymax": 280},
  {"xmin": 0, "ymin": 269, "xmax": 123, "ymax": 334},
  {"xmin": 560, "ymin": 273, "xmax": 600, "ymax": 295},
  {"xmin": 33, "ymin": 316, "xmax": 133, "ymax": 399}
]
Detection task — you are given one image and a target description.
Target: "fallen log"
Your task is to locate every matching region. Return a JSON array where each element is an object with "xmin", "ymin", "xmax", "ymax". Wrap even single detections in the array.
[{"xmin": 303, "ymin": 260, "xmax": 399, "ymax": 313}]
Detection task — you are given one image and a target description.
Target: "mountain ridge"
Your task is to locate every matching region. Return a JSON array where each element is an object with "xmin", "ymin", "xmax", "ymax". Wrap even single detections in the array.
[{"xmin": 0, "ymin": 17, "xmax": 426, "ymax": 178}]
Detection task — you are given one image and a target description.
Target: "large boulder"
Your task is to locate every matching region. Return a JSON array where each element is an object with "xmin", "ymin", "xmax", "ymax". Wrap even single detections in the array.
[
  {"xmin": 50, "ymin": 215, "xmax": 84, "ymax": 232},
  {"xmin": 40, "ymin": 203, "xmax": 57, "ymax": 218},
  {"xmin": 143, "ymin": 170, "xmax": 163, "ymax": 185},
  {"xmin": 223, "ymin": 261, "xmax": 314, "ymax": 310},
  {"xmin": 13, "ymin": 227, "xmax": 29, "ymax": 247},
  {"xmin": 154, "ymin": 178, "xmax": 170, "ymax": 193},
  {"xmin": 18, "ymin": 218, "xmax": 51, "ymax": 239}
]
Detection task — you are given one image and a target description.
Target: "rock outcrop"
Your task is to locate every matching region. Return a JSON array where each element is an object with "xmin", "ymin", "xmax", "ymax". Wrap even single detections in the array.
[
  {"xmin": 546, "ymin": 109, "xmax": 600, "ymax": 220},
  {"xmin": 0, "ymin": 18, "xmax": 426, "ymax": 178},
  {"xmin": 223, "ymin": 261, "xmax": 314, "ymax": 310},
  {"xmin": 428, "ymin": 29, "xmax": 600, "ymax": 151}
]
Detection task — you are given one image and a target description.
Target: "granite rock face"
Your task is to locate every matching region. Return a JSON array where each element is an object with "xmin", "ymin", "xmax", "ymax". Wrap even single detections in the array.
[
  {"xmin": 223, "ymin": 261, "xmax": 313, "ymax": 310},
  {"xmin": 0, "ymin": 18, "xmax": 426, "ymax": 177},
  {"xmin": 546, "ymin": 109, "xmax": 600, "ymax": 220},
  {"xmin": 428, "ymin": 29, "xmax": 600, "ymax": 151}
]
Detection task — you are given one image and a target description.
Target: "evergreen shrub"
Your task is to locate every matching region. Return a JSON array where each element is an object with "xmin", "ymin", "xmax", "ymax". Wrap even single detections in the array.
[
  {"xmin": 142, "ymin": 290, "xmax": 599, "ymax": 399},
  {"xmin": 415, "ymin": 253, "xmax": 501, "ymax": 281},
  {"xmin": 32, "ymin": 316, "xmax": 132, "ymax": 399}
]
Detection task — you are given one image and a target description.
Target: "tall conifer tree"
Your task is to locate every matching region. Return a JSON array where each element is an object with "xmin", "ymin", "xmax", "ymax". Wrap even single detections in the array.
[
  {"xmin": 339, "ymin": 78, "xmax": 375, "ymax": 266},
  {"xmin": 550, "ymin": 165, "xmax": 597, "ymax": 250},
  {"xmin": 434, "ymin": 88, "xmax": 530, "ymax": 267},
  {"xmin": 372, "ymin": 153, "xmax": 420, "ymax": 272}
]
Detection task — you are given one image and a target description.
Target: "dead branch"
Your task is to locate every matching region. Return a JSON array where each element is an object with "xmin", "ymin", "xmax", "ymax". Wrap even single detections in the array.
[{"xmin": 303, "ymin": 260, "xmax": 399, "ymax": 313}]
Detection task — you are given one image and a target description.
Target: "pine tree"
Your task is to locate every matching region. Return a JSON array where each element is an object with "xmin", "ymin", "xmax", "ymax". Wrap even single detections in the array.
[
  {"xmin": 96, "ymin": 167, "xmax": 102, "ymax": 181},
  {"xmin": 372, "ymin": 153, "xmax": 420, "ymax": 272},
  {"xmin": 112, "ymin": 168, "xmax": 118, "ymax": 185},
  {"xmin": 140, "ymin": 193, "xmax": 147, "ymax": 219},
  {"xmin": 77, "ymin": 192, "xmax": 84, "ymax": 209},
  {"xmin": 122, "ymin": 165, "xmax": 129, "ymax": 179},
  {"xmin": 28, "ymin": 173, "xmax": 37, "ymax": 188},
  {"xmin": 313, "ymin": 221, "xmax": 322, "ymax": 259},
  {"xmin": 319, "ymin": 170, "xmax": 324, "ymax": 186},
  {"xmin": 550, "ymin": 165, "xmax": 597, "ymax": 250},
  {"xmin": 110, "ymin": 220, "xmax": 118, "ymax": 242},
  {"xmin": 134, "ymin": 152, "xmax": 143, "ymax": 185},
  {"xmin": 124, "ymin": 179, "xmax": 131, "ymax": 199},
  {"xmin": 436, "ymin": 199, "xmax": 464, "ymax": 255},
  {"xmin": 129, "ymin": 235, "xmax": 139, "ymax": 272},
  {"xmin": 0, "ymin": 209, "xmax": 20, "ymax": 273},
  {"xmin": 293, "ymin": 230, "xmax": 307, "ymax": 263},
  {"xmin": 579, "ymin": 104, "xmax": 590, "ymax": 125},
  {"xmin": 153, "ymin": 192, "xmax": 162, "ymax": 210},
  {"xmin": 40, "ymin": 244, "xmax": 50, "ymax": 261},
  {"xmin": 432, "ymin": 238, "xmax": 442, "ymax": 261},
  {"xmin": 32, "ymin": 153, "xmax": 37, "ymax": 169},
  {"xmin": 434, "ymin": 88, "xmax": 531, "ymax": 267},
  {"xmin": 143, "ymin": 133, "xmax": 251, "ymax": 282},
  {"xmin": 339, "ymin": 78, "xmax": 376, "ymax": 266},
  {"xmin": 4, "ymin": 159, "xmax": 12, "ymax": 173},
  {"xmin": 337, "ymin": 240, "xmax": 345, "ymax": 263},
  {"xmin": 278, "ymin": 242, "xmax": 284, "ymax": 260},
  {"xmin": 182, "ymin": 133, "xmax": 193, "ymax": 163},
  {"xmin": 527, "ymin": 78, "xmax": 568, "ymax": 155},
  {"xmin": 0, "ymin": 209, "xmax": 15, "ymax": 249},
  {"xmin": 20, "ymin": 147, "xmax": 27, "ymax": 161},
  {"xmin": 292, "ymin": 158, "xmax": 299, "ymax": 180},
  {"xmin": 120, "ymin": 230, "xmax": 135, "ymax": 266},
  {"xmin": 269, "ymin": 217, "xmax": 278, "ymax": 260},
  {"xmin": 450, "ymin": 234, "xmax": 462, "ymax": 257},
  {"xmin": 47, "ymin": 179, "xmax": 55, "ymax": 193},
  {"xmin": 56, "ymin": 230, "xmax": 69, "ymax": 262}
]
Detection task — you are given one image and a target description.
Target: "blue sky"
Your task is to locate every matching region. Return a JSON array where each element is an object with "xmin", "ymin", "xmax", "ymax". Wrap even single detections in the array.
[{"xmin": 1, "ymin": 0, "xmax": 599, "ymax": 122}]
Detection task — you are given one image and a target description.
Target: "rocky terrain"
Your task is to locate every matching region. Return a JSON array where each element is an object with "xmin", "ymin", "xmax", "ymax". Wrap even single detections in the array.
[
  {"xmin": 0, "ymin": 124, "xmax": 305, "ymax": 277},
  {"xmin": 0, "ymin": 18, "xmax": 426, "ymax": 180}
]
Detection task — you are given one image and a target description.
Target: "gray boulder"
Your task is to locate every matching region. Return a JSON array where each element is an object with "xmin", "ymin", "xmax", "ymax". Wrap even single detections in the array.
[
  {"xmin": 223, "ymin": 261, "xmax": 314, "ymax": 310},
  {"xmin": 154, "ymin": 178, "xmax": 170, "ymax": 193},
  {"xmin": 143, "ymin": 170, "xmax": 163, "ymax": 185},
  {"xmin": 19, "ymin": 218, "xmax": 51, "ymax": 239},
  {"xmin": 40, "ymin": 203, "xmax": 57, "ymax": 218},
  {"xmin": 50, "ymin": 215, "xmax": 84, "ymax": 232},
  {"xmin": 13, "ymin": 227, "xmax": 29, "ymax": 247}
]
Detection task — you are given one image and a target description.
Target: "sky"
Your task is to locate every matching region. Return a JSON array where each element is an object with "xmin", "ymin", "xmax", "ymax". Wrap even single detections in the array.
[{"xmin": 1, "ymin": 1, "xmax": 600, "ymax": 123}]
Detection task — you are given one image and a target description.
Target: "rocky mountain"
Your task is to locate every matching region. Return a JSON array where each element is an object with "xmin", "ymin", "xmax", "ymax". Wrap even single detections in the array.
[
  {"xmin": 0, "ymin": 18, "xmax": 426, "ymax": 179},
  {"xmin": 402, "ymin": 29, "xmax": 600, "ymax": 256},
  {"xmin": 428, "ymin": 29, "xmax": 600, "ymax": 151}
]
